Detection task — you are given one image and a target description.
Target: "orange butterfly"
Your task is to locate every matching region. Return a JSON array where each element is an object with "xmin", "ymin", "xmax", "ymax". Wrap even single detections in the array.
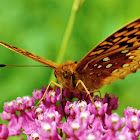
[{"xmin": 1, "ymin": 18, "xmax": 140, "ymax": 95}]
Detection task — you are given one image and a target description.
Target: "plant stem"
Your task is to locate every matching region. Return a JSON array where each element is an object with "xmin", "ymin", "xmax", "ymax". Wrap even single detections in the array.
[{"xmin": 49, "ymin": 0, "xmax": 84, "ymax": 82}]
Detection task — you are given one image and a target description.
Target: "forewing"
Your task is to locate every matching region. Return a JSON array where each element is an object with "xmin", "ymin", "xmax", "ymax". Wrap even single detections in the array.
[
  {"xmin": 75, "ymin": 18, "xmax": 140, "ymax": 88},
  {"xmin": 0, "ymin": 42, "xmax": 58, "ymax": 69}
]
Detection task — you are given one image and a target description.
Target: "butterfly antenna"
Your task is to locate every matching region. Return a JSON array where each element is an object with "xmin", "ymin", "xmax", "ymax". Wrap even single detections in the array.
[{"xmin": 0, "ymin": 64, "xmax": 48, "ymax": 68}]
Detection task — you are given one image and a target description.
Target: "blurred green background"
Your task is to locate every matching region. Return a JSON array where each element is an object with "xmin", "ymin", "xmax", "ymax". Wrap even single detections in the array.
[{"xmin": 0, "ymin": 0, "xmax": 140, "ymax": 139}]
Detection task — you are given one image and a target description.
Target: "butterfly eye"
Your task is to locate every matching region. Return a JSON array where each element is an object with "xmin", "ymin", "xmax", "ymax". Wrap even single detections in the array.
[
  {"xmin": 63, "ymin": 70, "xmax": 68, "ymax": 78},
  {"xmin": 63, "ymin": 70, "xmax": 72, "ymax": 79}
]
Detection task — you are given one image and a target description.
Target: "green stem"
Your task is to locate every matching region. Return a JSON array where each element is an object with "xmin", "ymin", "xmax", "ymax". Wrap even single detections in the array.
[
  {"xmin": 49, "ymin": 0, "xmax": 84, "ymax": 82},
  {"xmin": 56, "ymin": 0, "xmax": 84, "ymax": 65}
]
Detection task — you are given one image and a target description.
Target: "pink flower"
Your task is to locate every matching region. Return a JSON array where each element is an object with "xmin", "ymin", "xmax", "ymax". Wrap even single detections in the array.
[
  {"xmin": 33, "ymin": 89, "xmax": 43, "ymax": 100},
  {"xmin": 18, "ymin": 111, "xmax": 35, "ymax": 131},
  {"xmin": 79, "ymin": 130, "xmax": 102, "ymax": 140},
  {"xmin": 105, "ymin": 113, "xmax": 124, "ymax": 131},
  {"xmin": 8, "ymin": 114, "xmax": 21, "ymax": 136},
  {"xmin": 125, "ymin": 115, "xmax": 140, "ymax": 131},
  {"xmin": 1, "ymin": 111, "xmax": 12, "ymax": 120},
  {"xmin": 23, "ymin": 96, "xmax": 35, "ymax": 107},
  {"xmin": 62, "ymin": 118, "xmax": 85, "ymax": 138},
  {"xmin": 3, "ymin": 101, "xmax": 16, "ymax": 113},
  {"xmin": 1, "ymin": 87, "xmax": 140, "ymax": 139},
  {"xmin": 14, "ymin": 96, "xmax": 35, "ymax": 111},
  {"xmin": 38, "ymin": 122, "xmax": 56, "ymax": 139},
  {"xmin": 14, "ymin": 97, "xmax": 27, "ymax": 111},
  {"xmin": 91, "ymin": 118, "xmax": 104, "ymax": 132},
  {"xmin": 45, "ymin": 89, "xmax": 61, "ymax": 104},
  {"xmin": 89, "ymin": 101, "xmax": 108, "ymax": 116},
  {"xmin": 123, "ymin": 107, "xmax": 137, "ymax": 117},
  {"xmin": 0, "ymin": 124, "xmax": 9, "ymax": 140},
  {"xmin": 43, "ymin": 110, "xmax": 61, "ymax": 124}
]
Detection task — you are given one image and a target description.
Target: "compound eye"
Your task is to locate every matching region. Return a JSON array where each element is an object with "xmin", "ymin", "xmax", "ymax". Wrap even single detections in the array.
[{"xmin": 63, "ymin": 70, "xmax": 68, "ymax": 78}]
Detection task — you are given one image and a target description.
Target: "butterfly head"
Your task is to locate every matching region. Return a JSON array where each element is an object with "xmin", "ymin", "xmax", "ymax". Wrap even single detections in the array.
[{"xmin": 54, "ymin": 61, "xmax": 78, "ymax": 87}]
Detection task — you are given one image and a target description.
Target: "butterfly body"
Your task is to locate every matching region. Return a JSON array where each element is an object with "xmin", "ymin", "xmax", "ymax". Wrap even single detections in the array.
[
  {"xmin": 54, "ymin": 60, "xmax": 110, "ymax": 92},
  {"xmin": 54, "ymin": 60, "xmax": 103, "ymax": 93},
  {"xmin": 1, "ymin": 18, "xmax": 140, "ymax": 93},
  {"xmin": 54, "ymin": 61, "xmax": 82, "ymax": 93}
]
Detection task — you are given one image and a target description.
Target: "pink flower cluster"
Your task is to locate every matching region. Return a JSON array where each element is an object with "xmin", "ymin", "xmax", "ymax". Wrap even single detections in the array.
[{"xmin": 0, "ymin": 87, "xmax": 140, "ymax": 140}]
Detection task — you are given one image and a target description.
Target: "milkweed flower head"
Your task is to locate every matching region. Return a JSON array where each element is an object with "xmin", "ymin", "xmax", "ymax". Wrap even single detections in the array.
[{"xmin": 0, "ymin": 87, "xmax": 140, "ymax": 140}]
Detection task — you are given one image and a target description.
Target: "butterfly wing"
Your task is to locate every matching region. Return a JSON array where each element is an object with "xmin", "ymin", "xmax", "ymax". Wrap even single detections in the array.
[
  {"xmin": 0, "ymin": 42, "xmax": 58, "ymax": 69},
  {"xmin": 75, "ymin": 18, "xmax": 140, "ymax": 89}
]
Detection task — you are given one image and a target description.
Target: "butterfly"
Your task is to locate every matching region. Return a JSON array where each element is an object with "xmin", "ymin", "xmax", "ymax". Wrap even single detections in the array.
[{"xmin": 0, "ymin": 18, "xmax": 140, "ymax": 94}]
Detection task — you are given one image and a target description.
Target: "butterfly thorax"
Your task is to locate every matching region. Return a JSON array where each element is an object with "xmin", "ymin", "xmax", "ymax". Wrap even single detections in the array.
[{"xmin": 54, "ymin": 61, "xmax": 83, "ymax": 92}]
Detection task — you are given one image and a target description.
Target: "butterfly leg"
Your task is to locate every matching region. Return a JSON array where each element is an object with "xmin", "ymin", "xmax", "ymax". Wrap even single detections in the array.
[
  {"xmin": 76, "ymin": 80, "xmax": 95, "ymax": 105},
  {"xmin": 33, "ymin": 81, "xmax": 62, "ymax": 111}
]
